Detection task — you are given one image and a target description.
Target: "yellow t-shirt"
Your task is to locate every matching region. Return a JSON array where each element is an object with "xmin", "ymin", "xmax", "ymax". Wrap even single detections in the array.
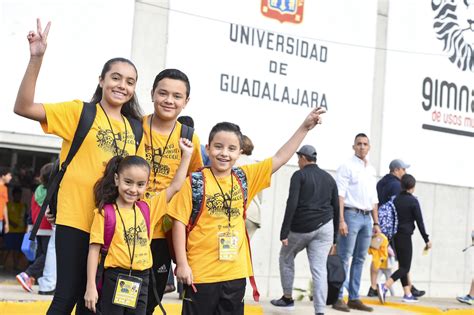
[
  {"xmin": 41, "ymin": 100, "xmax": 145, "ymax": 232},
  {"xmin": 89, "ymin": 194, "xmax": 167, "ymax": 270},
  {"xmin": 7, "ymin": 202, "xmax": 27, "ymax": 233},
  {"xmin": 143, "ymin": 116, "xmax": 203, "ymax": 238},
  {"xmin": 167, "ymin": 158, "xmax": 272, "ymax": 283}
]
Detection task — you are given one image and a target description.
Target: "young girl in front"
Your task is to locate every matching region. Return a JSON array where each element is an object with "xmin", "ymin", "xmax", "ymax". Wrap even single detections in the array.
[
  {"xmin": 167, "ymin": 107, "xmax": 325, "ymax": 315},
  {"xmin": 14, "ymin": 19, "xmax": 145, "ymax": 314},
  {"xmin": 84, "ymin": 137, "xmax": 192, "ymax": 314}
]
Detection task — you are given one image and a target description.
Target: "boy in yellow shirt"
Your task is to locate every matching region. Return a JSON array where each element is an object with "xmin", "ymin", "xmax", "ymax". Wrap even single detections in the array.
[
  {"xmin": 143, "ymin": 69, "xmax": 204, "ymax": 314},
  {"xmin": 168, "ymin": 107, "xmax": 325, "ymax": 314}
]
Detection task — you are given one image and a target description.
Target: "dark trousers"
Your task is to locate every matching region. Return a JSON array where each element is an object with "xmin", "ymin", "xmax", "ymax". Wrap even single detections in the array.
[
  {"xmin": 47, "ymin": 225, "xmax": 94, "ymax": 315},
  {"xmin": 26, "ymin": 235, "xmax": 50, "ymax": 279},
  {"xmin": 182, "ymin": 278, "xmax": 246, "ymax": 315},
  {"xmin": 100, "ymin": 268, "xmax": 150, "ymax": 315},
  {"xmin": 391, "ymin": 233, "xmax": 412, "ymax": 287},
  {"xmin": 146, "ymin": 238, "xmax": 171, "ymax": 315}
]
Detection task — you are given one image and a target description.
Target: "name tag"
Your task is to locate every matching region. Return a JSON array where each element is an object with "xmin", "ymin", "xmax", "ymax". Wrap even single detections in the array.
[
  {"xmin": 218, "ymin": 231, "xmax": 239, "ymax": 261},
  {"xmin": 112, "ymin": 274, "xmax": 142, "ymax": 309}
]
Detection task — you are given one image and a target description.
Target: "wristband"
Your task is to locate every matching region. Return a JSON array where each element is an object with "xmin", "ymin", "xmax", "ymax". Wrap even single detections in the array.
[{"xmin": 373, "ymin": 223, "xmax": 379, "ymax": 226}]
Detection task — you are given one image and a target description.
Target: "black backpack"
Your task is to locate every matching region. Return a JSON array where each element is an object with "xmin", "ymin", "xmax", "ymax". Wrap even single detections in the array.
[
  {"xmin": 30, "ymin": 102, "xmax": 143, "ymax": 240},
  {"xmin": 326, "ymin": 255, "xmax": 346, "ymax": 305}
]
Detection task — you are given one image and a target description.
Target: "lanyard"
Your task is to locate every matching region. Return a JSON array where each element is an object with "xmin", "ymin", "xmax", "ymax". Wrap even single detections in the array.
[
  {"xmin": 115, "ymin": 203, "xmax": 137, "ymax": 274},
  {"xmin": 210, "ymin": 169, "xmax": 234, "ymax": 229},
  {"xmin": 149, "ymin": 114, "xmax": 176, "ymax": 187},
  {"xmin": 99, "ymin": 103, "xmax": 128, "ymax": 156}
]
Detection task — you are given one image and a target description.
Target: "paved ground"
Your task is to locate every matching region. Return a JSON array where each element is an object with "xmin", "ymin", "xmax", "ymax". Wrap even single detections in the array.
[{"xmin": 0, "ymin": 269, "xmax": 472, "ymax": 314}]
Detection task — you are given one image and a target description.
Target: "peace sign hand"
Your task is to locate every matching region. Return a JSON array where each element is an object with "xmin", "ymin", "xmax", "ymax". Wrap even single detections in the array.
[
  {"xmin": 27, "ymin": 18, "xmax": 51, "ymax": 57},
  {"xmin": 303, "ymin": 106, "xmax": 326, "ymax": 131}
]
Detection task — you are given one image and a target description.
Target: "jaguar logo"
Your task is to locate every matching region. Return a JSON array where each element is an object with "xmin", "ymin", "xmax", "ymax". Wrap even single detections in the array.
[{"xmin": 432, "ymin": 0, "xmax": 474, "ymax": 71}]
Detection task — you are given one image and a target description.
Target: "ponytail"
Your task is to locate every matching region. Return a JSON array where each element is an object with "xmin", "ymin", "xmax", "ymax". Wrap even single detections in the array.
[{"xmin": 94, "ymin": 156, "xmax": 123, "ymax": 213}]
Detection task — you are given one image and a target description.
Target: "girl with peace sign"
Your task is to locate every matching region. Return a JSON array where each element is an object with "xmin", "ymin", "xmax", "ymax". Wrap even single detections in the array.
[{"xmin": 14, "ymin": 19, "xmax": 145, "ymax": 314}]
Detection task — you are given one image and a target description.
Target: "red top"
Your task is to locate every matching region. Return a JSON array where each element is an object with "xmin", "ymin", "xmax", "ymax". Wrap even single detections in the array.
[{"xmin": 31, "ymin": 195, "xmax": 52, "ymax": 230}]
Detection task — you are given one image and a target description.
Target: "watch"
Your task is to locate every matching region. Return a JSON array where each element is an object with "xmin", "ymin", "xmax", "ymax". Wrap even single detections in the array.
[{"xmin": 373, "ymin": 223, "xmax": 379, "ymax": 226}]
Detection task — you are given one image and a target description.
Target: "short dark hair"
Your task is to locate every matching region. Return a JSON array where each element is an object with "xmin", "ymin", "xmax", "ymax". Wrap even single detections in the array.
[
  {"xmin": 208, "ymin": 122, "xmax": 243, "ymax": 148},
  {"xmin": 0, "ymin": 167, "xmax": 11, "ymax": 177},
  {"xmin": 354, "ymin": 133, "xmax": 369, "ymax": 143},
  {"xmin": 298, "ymin": 153, "xmax": 316, "ymax": 162},
  {"xmin": 152, "ymin": 69, "xmax": 191, "ymax": 98},
  {"xmin": 401, "ymin": 174, "xmax": 416, "ymax": 191}
]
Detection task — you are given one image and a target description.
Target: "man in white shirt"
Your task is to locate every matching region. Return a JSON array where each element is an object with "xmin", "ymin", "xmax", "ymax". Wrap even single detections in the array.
[{"xmin": 333, "ymin": 133, "xmax": 381, "ymax": 313}]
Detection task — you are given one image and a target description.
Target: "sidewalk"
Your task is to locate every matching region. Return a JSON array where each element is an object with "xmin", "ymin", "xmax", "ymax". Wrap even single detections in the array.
[{"xmin": 1, "ymin": 277, "xmax": 472, "ymax": 315}]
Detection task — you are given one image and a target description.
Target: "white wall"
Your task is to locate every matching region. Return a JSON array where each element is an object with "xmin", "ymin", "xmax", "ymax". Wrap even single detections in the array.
[
  {"xmin": 1, "ymin": 0, "xmax": 136, "ymax": 137},
  {"xmin": 381, "ymin": 0, "xmax": 474, "ymax": 188}
]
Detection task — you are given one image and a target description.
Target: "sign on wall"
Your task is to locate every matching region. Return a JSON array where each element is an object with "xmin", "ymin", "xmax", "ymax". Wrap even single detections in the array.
[
  {"xmin": 382, "ymin": 0, "xmax": 473, "ymax": 187},
  {"xmin": 166, "ymin": 0, "xmax": 378, "ymax": 169}
]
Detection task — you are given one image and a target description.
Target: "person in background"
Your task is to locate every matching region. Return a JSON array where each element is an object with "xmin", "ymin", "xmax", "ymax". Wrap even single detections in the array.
[
  {"xmin": 16, "ymin": 163, "xmax": 54, "ymax": 293},
  {"xmin": 333, "ymin": 133, "xmax": 380, "ymax": 313},
  {"xmin": 5, "ymin": 187, "xmax": 27, "ymax": 268},
  {"xmin": 370, "ymin": 159, "xmax": 425, "ymax": 298},
  {"xmin": 377, "ymin": 174, "xmax": 431, "ymax": 304},
  {"xmin": 0, "ymin": 167, "xmax": 12, "ymax": 235},
  {"xmin": 235, "ymin": 135, "xmax": 262, "ymax": 239},
  {"xmin": 456, "ymin": 280, "xmax": 473, "ymax": 306},
  {"xmin": 271, "ymin": 144, "xmax": 339, "ymax": 315}
]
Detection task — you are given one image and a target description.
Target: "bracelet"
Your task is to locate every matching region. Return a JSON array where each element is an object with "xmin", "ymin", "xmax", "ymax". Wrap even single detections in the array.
[{"xmin": 373, "ymin": 223, "xmax": 379, "ymax": 226}]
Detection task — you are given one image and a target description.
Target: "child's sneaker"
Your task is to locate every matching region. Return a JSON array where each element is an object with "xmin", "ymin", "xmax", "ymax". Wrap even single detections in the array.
[
  {"xmin": 16, "ymin": 272, "xmax": 34, "ymax": 292},
  {"xmin": 377, "ymin": 283, "xmax": 388, "ymax": 304},
  {"xmin": 402, "ymin": 294, "xmax": 419, "ymax": 303},
  {"xmin": 270, "ymin": 296, "xmax": 295, "ymax": 309},
  {"xmin": 456, "ymin": 294, "xmax": 473, "ymax": 305}
]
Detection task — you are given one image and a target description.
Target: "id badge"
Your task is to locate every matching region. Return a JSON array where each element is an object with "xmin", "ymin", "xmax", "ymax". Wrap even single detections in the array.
[
  {"xmin": 112, "ymin": 274, "xmax": 142, "ymax": 309},
  {"xmin": 218, "ymin": 231, "xmax": 239, "ymax": 261}
]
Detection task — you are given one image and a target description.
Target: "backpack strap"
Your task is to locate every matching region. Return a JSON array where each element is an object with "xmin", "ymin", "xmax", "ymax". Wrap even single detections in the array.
[
  {"xmin": 389, "ymin": 195, "xmax": 398, "ymax": 238},
  {"xmin": 231, "ymin": 167, "xmax": 259, "ymax": 301},
  {"xmin": 232, "ymin": 167, "xmax": 248, "ymax": 213},
  {"xmin": 180, "ymin": 124, "xmax": 194, "ymax": 142},
  {"xmin": 30, "ymin": 102, "xmax": 96, "ymax": 241},
  {"xmin": 135, "ymin": 200, "xmax": 151, "ymax": 239},
  {"xmin": 187, "ymin": 170, "xmax": 205, "ymax": 233},
  {"xmin": 102, "ymin": 204, "xmax": 117, "ymax": 253},
  {"xmin": 126, "ymin": 116, "xmax": 144, "ymax": 152},
  {"xmin": 96, "ymin": 203, "xmax": 116, "ymax": 293}
]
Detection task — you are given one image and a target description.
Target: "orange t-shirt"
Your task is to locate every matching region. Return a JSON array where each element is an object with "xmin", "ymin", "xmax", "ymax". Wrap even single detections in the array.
[{"xmin": 0, "ymin": 184, "xmax": 8, "ymax": 221}]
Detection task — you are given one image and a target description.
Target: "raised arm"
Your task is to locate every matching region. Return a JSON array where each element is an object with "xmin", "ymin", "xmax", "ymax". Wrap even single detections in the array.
[
  {"xmin": 164, "ymin": 138, "xmax": 193, "ymax": 202},
  {"xmin": 271, "ymin": 107, "xmax": 325, "ymax": 173},
  {"xmin": 13, "ymin": 19, "xmax": 50, "ymax": 122}
]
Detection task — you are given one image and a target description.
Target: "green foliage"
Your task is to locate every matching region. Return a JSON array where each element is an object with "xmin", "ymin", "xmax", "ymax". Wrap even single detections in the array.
[{"xmin": 294, "ymin": 279, "xmax": 314, "ymax": 301}]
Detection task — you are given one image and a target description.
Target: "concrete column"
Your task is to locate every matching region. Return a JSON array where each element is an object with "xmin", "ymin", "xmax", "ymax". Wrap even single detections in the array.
[
  {"xmin": 131, "ymin": 0, "xmax": 170, "ymax": 114},
  {"xmin": 370, "ymin": 0, "xmax": 389, "ymax": 175}
]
